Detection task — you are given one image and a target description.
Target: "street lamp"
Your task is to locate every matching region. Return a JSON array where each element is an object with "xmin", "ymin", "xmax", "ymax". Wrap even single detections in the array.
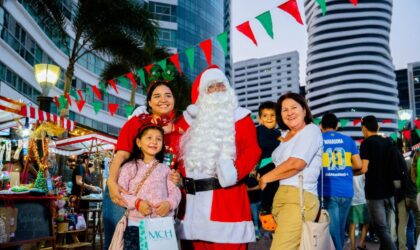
[{"xmin": 34, "ymin": 64, "xmax": 61, "ymax": 112}]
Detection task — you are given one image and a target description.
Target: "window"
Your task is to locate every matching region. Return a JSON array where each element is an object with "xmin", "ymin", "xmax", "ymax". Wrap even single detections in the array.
[
  {"xmin": 248, "ymin": 83, "xmax": 258, "ymax": 88},
  {"xmin": 261, "ymin": 88, "xmax": 271, "ymax": 92},
  {"xmin": 247, "ymin": 77, "xmax": 258, "ymax": 81},
  {"xmin": 287, "ymin": 77, "xmax": 292, "ymax": 81},
  {"xmin": 287, "ymin": 71, "xmax": 291, "ymax": 74},
  {"xmin": 260, "ymin": 62, "xmax": 271, "ymax": 66},
  {"xmin": 260, "ymin": 81, "xmax": 271, "ymax": 86},
  {"xmin": 247, "ymin": 71, "xmax": 258, "ymax": 75},
  {"xmin": 149, "ymin": 2, "xmax": 177, "ymax": 22},
  {"xmin": 260, "ymin": 75, "xmax": 270, "ymax": 79},
  {"xmin": 277, "ymin": 66, "xmax": 282, "ymax": 69},
  {"xmin": 287, "ymin": 57, "xmax": 291, "ymax": 61},
  {"xmin": 287, "ymin": 64, "xmax": 291, "ymax": 67}
]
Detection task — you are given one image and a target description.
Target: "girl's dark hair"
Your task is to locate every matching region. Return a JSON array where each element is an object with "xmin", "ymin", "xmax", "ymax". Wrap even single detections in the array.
[
  {"xmin": 146, "ymin": 80, "xmax": 175, "ymax": 114},
  {"xmin": 276, "ymin": 92, "xmax": 313, "ymax": 130},
  {"xmin": 130, "ymin": 125, "xmax": 165, "ymax": 163}
]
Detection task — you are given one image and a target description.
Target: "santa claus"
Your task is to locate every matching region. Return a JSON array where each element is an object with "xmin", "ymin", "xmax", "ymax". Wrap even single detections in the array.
[{"xmin": 177, "ymin": 66, "xmax": 261, "ymax": 250}]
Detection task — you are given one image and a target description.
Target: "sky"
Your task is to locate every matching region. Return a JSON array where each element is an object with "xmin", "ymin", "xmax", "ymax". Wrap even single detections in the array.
[{"xmin": 231, "ymin": 0, "xmax": 420, "ymax": 86}]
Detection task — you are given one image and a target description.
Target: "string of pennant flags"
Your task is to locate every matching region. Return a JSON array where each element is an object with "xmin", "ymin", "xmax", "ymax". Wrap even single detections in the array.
[{"xmin": 52, "ymin": 0, "xmax": 358, "ymax": 118}]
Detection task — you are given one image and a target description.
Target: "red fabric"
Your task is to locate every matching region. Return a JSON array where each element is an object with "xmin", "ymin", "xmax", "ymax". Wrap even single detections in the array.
[
  {"xmin": 349, "ymin": 0, "xmax": 358, "ymax": 6},
  {"xmin": 199, "ymin": 39, "xmax": 212, "ymax": 66},
  {"xmin": 403, "ymin": 130, "xmax": 411, "ymax": 141},
  {"xmin": 236, "ymin": 21, "xmax": 257, "ymax": 46},
  {"xmin": 108, "ymin": 79, "xmax": 119, "ymax": 94},
  {"xmin": 92, "ymin": 85, "xmax": 102, "ymax": 100},
  {"xmin": 278, "ymin": 0, "xmax": 304, "ymax": 25},
  {"xmin": 381, "ymin": 119, "xmax": 392, "ymax": 124},
  {"xmin": 181, "ymin": 240, "xmax": 246, "ymax": 250},
  {"xmin": 77, "ymin": 89, "xmax": 84, "ymax": 100},
  {"xmin": 108, "ymin": 103, "xmax": 119, "ymax": 116},
  {"xmin": 126, "ymin": 72, "xmax": 137, "ymax": 90},
  {"xmin": 191, "ymin": 65, "xmax": 221, "ymax": 104},
  {"xmin": 76, "ymin": 100, "xmax": 86, "ymax": 112},
  {"xmin": 169, "ymin": 54, "xmax": 182, "ymax": 75},
  {"xmin": 145, "ymin": 64, "xmax": 153, "ymax": 75},
  {"xmin": 415, "ymin": 120, "xmax": 420, "ymax": 129}
]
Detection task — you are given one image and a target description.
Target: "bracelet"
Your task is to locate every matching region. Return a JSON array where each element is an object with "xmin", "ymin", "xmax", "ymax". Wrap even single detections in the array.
[{"xmin": 135, "ymin": 199, "xmax": 142, "ymax": 211}]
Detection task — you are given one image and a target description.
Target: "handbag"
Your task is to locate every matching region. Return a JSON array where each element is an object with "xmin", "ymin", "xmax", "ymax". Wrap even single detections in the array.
[
  {"xmin": 298, "ymin": 167, "xmax": 335, "ymax": 250},
  {"xmin": 109, "ymin": 160, "xmax": 160, "ymax": 250},
  {"xmin": 139, "ymin": 217, "xmax": 178, "ymax": 250}
]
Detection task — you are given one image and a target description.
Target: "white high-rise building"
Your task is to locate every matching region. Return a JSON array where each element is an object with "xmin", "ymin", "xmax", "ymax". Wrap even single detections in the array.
[
  {"xmin": 233, "ymin": 51, "xmax": 299, "ymax": 119},
  {"xmin": 304, "ymin": 0, "xmax": 398, "ymax": 137}
]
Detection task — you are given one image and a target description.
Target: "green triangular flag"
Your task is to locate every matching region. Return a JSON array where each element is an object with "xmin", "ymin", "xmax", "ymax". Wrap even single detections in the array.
[
  {"xmin": 70, "ymin": 88, "xmax": 79, "ymax": 101},
  {"xmin": 99, "ymin": 82, "xmax": 107, "ymax": 93},
  {"xmin": 216, "ymin": 31, "xmax": 228, "ymax": 56},
  {"xmin": 125, "ymin": 105, "xmax": 135, "ymax": 118},
  {"xmin": 398, "ymin": 120, "xmax": 408, "ymax": 130},
  {"xmin": 58, "ymin": 95, "xmax": 67, "ymax": 109},
  {"xmin": 313, "ymin": 118, "xmax": 321, "ymax": 125},
  {"xmin": 416, "ymin": 129, "xmax": 420, "ymax": 138},
  {"xmin": 339, "ymin": 119, "xmax": 349, "ymax": 128},
  {"xmin": 185, "ymin": 47, "xmax": 195, "ymax": 70},
  {"xmin": 118, "ymin": 76, "xmax": 130, "ymax": 89},
  {"xmin": 137, "ymin": 69, "xmax": 146, "ymax": 87},
  {"xmin": 92, "ymin": 101, "xmax": 102, "ymax": 114},
  {"xmin": 256, "ymin": 11, "xmax": 274, "ymax": 39},
  {"xmin": 316, "ymin": 0, "xmax": 327, "ymax": 15},
  {"xmin": 157, "ymin": 59, "xmax": 167, "ymax": 71},
  {"xmin": 389, "ymin": 132, "xmax": 398, "ymax": 142}
]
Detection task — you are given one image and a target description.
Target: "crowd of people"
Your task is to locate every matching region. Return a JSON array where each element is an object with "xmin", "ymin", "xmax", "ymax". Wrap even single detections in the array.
[{"xmin": 100, "ymin": 65, "xmax": 420, "ymax": 250}]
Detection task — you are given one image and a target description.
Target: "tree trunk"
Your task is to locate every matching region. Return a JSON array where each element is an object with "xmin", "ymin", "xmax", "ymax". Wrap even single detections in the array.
[{"xmin": 60, "ymin": 60, "xmax": 75, "ymax": 118}]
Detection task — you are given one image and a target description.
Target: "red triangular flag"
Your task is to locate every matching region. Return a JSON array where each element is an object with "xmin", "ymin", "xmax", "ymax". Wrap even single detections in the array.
[
  {"xmin": 108, "ymin": 103, "xmax": 119, "ymax": 116},
  {"xmin": 278, "ymin": 0, "xmax": 304, "ymax": 25},
  {"xmin": 349, "ymin": 0, "xmax": 358, "ymax": 6},
  {"xmin": 353, "ymin": 119, "xmax": 361, "ymax": 126},
  {"xmin": 382, "ymin": 119, "xmax": 392, "ymax": 124},
  {"xmin": 357, "ymin": 139, "xmax": 364, "ymax": 144},
  {"xmin": 92, "ymin": 85, "xmax": 102, "ymax": 100},
  {"xmin": 76, "ymin": 100, "xmax": 86, "ymax": 112},
  {"xmin": 414, "ymin": 120, "xmax": 420, "ymax": 129},
  {"xmin": 403, "ymin": 130, "xmax": 411, "ymax": 141},
  {"xmin": 145, "ymin": 64, "xmax": 153, "ymax": 74},
  {"xmin": 236, "ymin": 21, "xmax": 257, "ymax": 46},
  {"xmin": 77, "ymin": 89, "xmax": 84, "ymax": 100},
  {"xmin": 126, "ymin": 72, "xmax": 137, "ymax": 89},
  {"xmin": 199, "ymin": 39, "xmax": 212, "ymax": 66},
  {"xmin": 108, "ymin": 80, "xmax": 119, "ymax": 94},
  {"xmin": 54, "ymin": 96, "xmax": 60, "ymax": 108},
  {"xmin": 169, "ymin": 54, "xmax": 182, "ymax": 75},
  {"xmin": 64, "ymin": 93, "xmax": 72, "ymax": 106}
]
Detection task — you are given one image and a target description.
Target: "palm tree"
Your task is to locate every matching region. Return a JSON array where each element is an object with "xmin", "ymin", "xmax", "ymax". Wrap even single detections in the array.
[{"xmin": 26, "ymin": 0, "xmax": 158, "ymax": 117}]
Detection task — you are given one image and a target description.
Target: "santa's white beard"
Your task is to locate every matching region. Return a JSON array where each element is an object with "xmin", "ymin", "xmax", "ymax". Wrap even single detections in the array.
[{"xmin": 181, "ymin": 88, "xmax": 237, "ymax": 176}]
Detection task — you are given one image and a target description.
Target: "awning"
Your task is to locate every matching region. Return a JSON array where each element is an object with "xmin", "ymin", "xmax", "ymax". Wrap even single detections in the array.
[
  {"xmin": 0, "ymin": 96, "xmax": 75, "ymax": 131},
  {"xmin": 49, "ymin": 133, "xmax": 117, "ymax": 156}
]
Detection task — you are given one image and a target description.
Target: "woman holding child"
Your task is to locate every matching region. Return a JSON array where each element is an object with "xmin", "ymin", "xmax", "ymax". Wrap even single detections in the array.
[{"xmin": 259, "ymin": 92, "xmax": 323, "ymax": 250}]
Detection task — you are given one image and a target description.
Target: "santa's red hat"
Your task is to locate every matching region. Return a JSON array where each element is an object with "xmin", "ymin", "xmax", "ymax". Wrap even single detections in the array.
[{"xmin": 191, "ymin": 65, "xmax": 230, "ymax": 104}]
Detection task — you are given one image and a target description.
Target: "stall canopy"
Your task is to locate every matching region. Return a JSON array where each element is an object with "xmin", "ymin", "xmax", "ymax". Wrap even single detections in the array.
[
  {"xmin": 0, "ymin": 96, "xmax": 75, "ymax": 131},
  {"xmin": 50, "ymin": 133, "xmax": 117, "ymax": 156}
]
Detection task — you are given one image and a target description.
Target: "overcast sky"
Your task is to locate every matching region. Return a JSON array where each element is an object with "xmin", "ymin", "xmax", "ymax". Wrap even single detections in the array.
[{"xmin": 231, "ymin": 0, "xmax": 420, "ymax": 86}]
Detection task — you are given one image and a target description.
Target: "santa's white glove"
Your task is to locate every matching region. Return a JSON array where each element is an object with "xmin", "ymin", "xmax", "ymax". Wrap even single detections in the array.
[
  {"xmin": 128, "ymin": 105, "xmax": 148, "ymax": 120},
  {"xmin": 183, "ymin": 104, "xmax": 198, "ymax": 125},
  {"xmin": 216, "ymin": 159, "xmax": 237, "ymax": 188}
]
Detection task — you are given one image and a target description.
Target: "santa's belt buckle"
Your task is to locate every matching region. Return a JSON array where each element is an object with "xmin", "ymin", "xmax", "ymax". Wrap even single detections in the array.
[{"xmin": 184, "ymin": 178, "xmax": 196, "ymax": 195}]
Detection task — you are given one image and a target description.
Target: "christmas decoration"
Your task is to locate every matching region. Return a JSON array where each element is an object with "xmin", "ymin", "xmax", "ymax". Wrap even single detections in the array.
[
  {"xmin": 76, "ymin": 100, "xmax": 86, "ymax": 112},
  {"xmin": 126, "ymin": 72, "xmax": 137, "ymax": 89},
  {"xmin": 339, "ymin": 119, "xmax": 349, "ymax": 128},
  {"xmin": 64, "ymin": 93, "xmax": 72, "ymax": 106},
  {"xmin": 125, "ymin": 105, "xmax": 135, "ymax": 118},
  {"xmin": 278, "ymin": 0, "xmax": 304, "ymax": 25},
  {"xmin": 199, "ymin": 39, "xmax": 212, "ymax": 66},
  {"xmin": 185, "ymin": 47, "xmax": 195, "ymax": 70},
  {"xmin": 108, "ymin": 103, "xmax": 119, "ymax": 116},
  {"xmin": 137, "ymin": 69, "xmax": 147, "ymax": 87},
  {"xmin": 169, "ymin": 54, "xmax": 182, "ymax": 75},
  {"xmin": 145, "ymin": 64, "xmax": 153, "ymax": 75},
  {"xmin": 353, "ymin": 119, "xmax": 361, "ymax": 126},
  {"xmin": 236, "ymin": 21, "xmax": 257, "ymax": 46},
  {"xmin": 316, "ymin": 0, "xmax": 327, "ymax": 15},
  {"xmin": 92, "ymin": 101, "xmax": 102, "ymax": 114},
  {"xmin": 157, "ymin": 59, "xmax": 167, "ymax": 72},
  {"xmin": 256, "ymin": 11, "xmax": 274, "ymax": 39},
  {"xmin": 108, "ymin": 79, "xmax": 119, "ymax": 94},
  {"xmin": 216, "ymin": 31, "xmax": 228, "ymax": 56},
  {"xmin": 92, "ymin": 85, "xmax": 102, "ymax": 100}
]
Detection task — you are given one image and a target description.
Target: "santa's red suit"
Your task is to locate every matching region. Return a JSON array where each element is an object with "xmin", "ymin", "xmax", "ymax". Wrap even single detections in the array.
[{"xmin": 176, "ymin": 66, "xmax": 261, "ymax": 250}]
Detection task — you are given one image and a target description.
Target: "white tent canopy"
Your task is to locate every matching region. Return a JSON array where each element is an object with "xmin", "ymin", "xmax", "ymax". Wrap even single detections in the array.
[{"xmin": 49, "ymin": 133, "xmax": 117, "ymax": 156}]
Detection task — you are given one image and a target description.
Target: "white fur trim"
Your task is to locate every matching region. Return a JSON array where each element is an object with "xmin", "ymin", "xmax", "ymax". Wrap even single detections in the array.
[
  {"xmin": 234, "ymin": 107, "xmax": 251, "ymax": 121},
  {"xmin": 216, "ymin": 159, "xmax": 237, "ymax": 188},
  {"xmin": 128, "ymin": 105, "xmax": 148, "ymax": 120},
  {"xmin": 182, "ymin": 104, "xmax": 198, "ymax": 125},
  {"xmin": 199, "ymin": 68, "xmax": 230, "ymax": 93}
]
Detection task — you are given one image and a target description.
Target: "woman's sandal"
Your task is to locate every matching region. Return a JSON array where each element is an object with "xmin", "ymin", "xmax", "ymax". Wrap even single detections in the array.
[{"xmin": 259, "ymin": 213, "xmax": 277, "ymax": 232}]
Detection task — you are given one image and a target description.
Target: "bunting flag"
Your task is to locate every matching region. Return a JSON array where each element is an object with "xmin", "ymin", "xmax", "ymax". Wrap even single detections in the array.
[
  {"xmin": 92, "ymin": 101, "xmax": 102, "ymax": 114},
  {"xmin": 381, "ymin": 119, "xmax": 392, "ymax": 124},
  {"xmin": 256, "ymin": 11, "xmax": 274, "ymax": 39},
  {"xmin": 349, "ymin": 0, "xmax": 358, "ymax": 6},
  {"xmin": 126, "ymin": 72, "xmax": 137, "ymax": 90},
  {"xmin": 236, "ymin": 21, "xmax": 258, "ymax": 46},
  {"xmin": 353, "ymin": 119, "xmax": 361, "ymax": 126},
  {"xmin": 58, "ymin": 95, "xmax": 67, "ymax": 110},
  {"xmin": 92, "ymin": 85, "xmax": 102, "ymax": 100},
  {"xmin": 64, "ymin": 93, "xmax": 72, "ymax": 106},
  {"xmin": 357, "ymin": 139, "xmax": 364, "ymax": 144},
  {"xmin": 313, "ymin": 117, "xmax": 321, "ymax": 125},
  {"xmin": 398, "ymin": 120, "xmax": 408, "ymax": 130},
  {"xmin": 416, "ymin": 129, "xmax": 420, "ymax": 138},
  {"xmin": 315, "ymin": 0, "xmax": 327, "ymax": 15},
  {"xmin": 415, "ymin": 120, "xmax": 420, "ymax": 129},
  {"xmin": 136, "ymin": 69, "xmax": 147, "ymax": 87},
  {"xmin": 145, "ymin": 64, "xmax": 153, "ymax": 75},
  {"xmin": 77, "ymin": 89, "xmax": 84, "ymax": 100},
  {"xmin": 70, "ymin": 88, "xmax": 79, "ymax": 101},
  {"xmin": 118, "ymin": 75, "xmax": 130, "ymax": 89},
  {"xmin": 54, "ymin": 96, "xmax": 60, "ymax": 109},
  {"xmin": 389, "ymin": 132, "xmax": 398, "ymax": 142},
  {"xmin": 125, "ymin": 104, "xmax": 135, "ymax": 118},
  {"xmin": 403, "ymin": 130, "xmax": 411, "ymax": 141},
  {"xmin": 339, "ymin": 119, "xmax": 349, "ymax": 128},
  {"xmin": 85, "ymin": 87, "xmax": 91, "ymax": 99},
  {"xmin": 108, "ymin": 79, "xmax": 119, "ymax": 94},
  {"xmin": 199, "ymin": 39, "xmax": 212, "ymax": 66},
  {"xmin": 185, "ymin": 47, "xmax": 195, "ymax": 70},
  {"xmin": 76, "ymin": 100, "xmax": 86, "ymax": 112},
  {"xmin": 108, "ymin": 103, "xmax": 119, "ymax": 116},
  {"xmin": 99, "ymin": 82, "xmax": 107, "ymax": 94},
  {"xmin": 216, "ymin": 31, "xmax": 228, "ymax": 56},
  {"xmin": 157, "ymin": 59, "xmax": 167, "ymax": 72},
  {"xmin": 169, "ymin": 54, "xmax": 182, "ymax": 75},
  {"xmin": 278, "ymin": 0, "xmax": 303, "ymax": 25}
]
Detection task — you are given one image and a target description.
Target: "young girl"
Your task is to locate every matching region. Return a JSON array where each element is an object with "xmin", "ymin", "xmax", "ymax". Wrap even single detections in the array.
[{"xmin": 114, "ymin": 121, "xmax": 181, "ymax": 250}]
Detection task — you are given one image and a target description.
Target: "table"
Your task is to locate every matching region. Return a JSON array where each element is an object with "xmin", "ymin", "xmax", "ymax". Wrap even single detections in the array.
[
  {"xmin": 80, "ymin": 196, "xmax": 103, "ymax": 250},
  {"xmin": 0, "ymin": 195, "xmax": 57, "ymax": 249}
]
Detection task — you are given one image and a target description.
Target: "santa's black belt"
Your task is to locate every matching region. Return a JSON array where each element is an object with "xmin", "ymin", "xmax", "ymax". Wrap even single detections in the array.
[{"xmin": 183, "ymin": 177, "xmax": 221, "ymax": 195}]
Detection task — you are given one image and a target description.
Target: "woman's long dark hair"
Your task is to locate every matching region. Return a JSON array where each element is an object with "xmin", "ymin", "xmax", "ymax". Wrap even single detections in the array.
[
  {"xmin": 146, "ymin": 80, "xmax": 183, "ymax": 120},
  {"xmin": 129, "ymin": 125, "xmax": 166, "ymax": 163}
]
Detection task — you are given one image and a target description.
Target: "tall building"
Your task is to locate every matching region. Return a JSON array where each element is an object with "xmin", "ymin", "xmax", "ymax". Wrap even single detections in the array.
[
  {"xmin": 407, "ymin": 62, "xmax": 420, "ymax": 119},
  {"xmin": 224, "ymin": 0, "xmax": 233, "ymax": 83},
  {"xmin": 147, "ymin": 0, "xmax": 226, "ymax": 81},
  {"xmin": 395, "ymin": 68, "xmax": 409, "ymax": 110},
  {"xmin": 233, "ymin": 51, "xmax": 300, "ymax": 120},
  {"xmin": 304, "ymin": 0, "xmax": 399, "ymax": 137},
  {"xmin": 0, "ymin": 0, "xmax": 136, "ymax": 137}
]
